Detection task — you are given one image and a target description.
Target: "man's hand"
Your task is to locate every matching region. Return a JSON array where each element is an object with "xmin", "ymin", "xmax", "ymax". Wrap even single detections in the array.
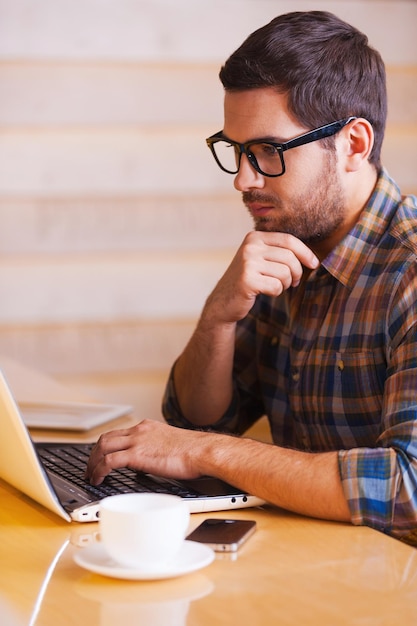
[
  {"xmin": 85, "ymin": 419, "xmax": 207, "ymax": 486},
  {"xmin": 205, "ymin": 231, "xmax": 319, "ymax": 324}
]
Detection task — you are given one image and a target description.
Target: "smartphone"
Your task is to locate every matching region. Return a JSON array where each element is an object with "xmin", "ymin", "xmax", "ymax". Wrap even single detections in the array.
[{"xmin": 186, "ymin": 518, "xmax": 256, "ymax": 552}]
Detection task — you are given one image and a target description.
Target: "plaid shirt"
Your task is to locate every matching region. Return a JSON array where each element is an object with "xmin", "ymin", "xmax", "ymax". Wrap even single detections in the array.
[{"xmin": 163, "ymin": 169, "xmax": 417, "ymax": 542}]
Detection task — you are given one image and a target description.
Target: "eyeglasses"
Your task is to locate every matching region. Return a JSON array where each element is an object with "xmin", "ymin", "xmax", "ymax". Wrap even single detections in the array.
[{"xmin": 206, "ymin": 117, "xmax": 356, "ymax": 177}]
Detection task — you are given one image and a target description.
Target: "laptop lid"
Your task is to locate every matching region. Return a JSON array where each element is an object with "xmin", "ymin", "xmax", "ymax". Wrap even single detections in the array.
[
  {"xmin": 0, "ymin": 370, "xmax": 71, "ymax": 521},
  {"xmin": 0, "ymin": 371, "xmax": 264, "ymax": 522}
]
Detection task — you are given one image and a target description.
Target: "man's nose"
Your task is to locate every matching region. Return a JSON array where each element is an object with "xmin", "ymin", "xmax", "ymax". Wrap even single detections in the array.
[{"xmin": 233, "ymin": 154, "xmax": 265, "ymax": 191}]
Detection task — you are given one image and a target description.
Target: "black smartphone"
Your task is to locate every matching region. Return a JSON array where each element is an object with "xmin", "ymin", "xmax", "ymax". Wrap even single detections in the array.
[{"xmin": 186, "ymin": 518, "xmax": 256, "ymax": 552}]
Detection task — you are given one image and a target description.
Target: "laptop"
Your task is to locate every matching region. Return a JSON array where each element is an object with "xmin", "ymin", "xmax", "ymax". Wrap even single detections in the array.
[{"xmin": 0, "ymin": 371, "xmax": 264, "ymax": 522}]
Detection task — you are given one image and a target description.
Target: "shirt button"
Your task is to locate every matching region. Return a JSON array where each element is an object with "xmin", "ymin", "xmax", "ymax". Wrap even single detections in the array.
[
  {"xmin": 337, "ymin": 359, "xmax": 344, "ymax": 371},
  {"xmin": 291, "ymin": 369, "xmax": 300, "ymax": 382},
  {"xmin": 271, "ymin": 337, "xmax": 278, "ymax": 346}
]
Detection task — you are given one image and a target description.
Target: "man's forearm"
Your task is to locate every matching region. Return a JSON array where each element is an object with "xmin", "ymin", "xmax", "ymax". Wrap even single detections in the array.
[
  {"xmin": 196, "ymin": 433, "xmax": 352, "ymax": 522},
  {"xmin": 173, "ymin": 316, "xmax": 237, "ymax": 425}
]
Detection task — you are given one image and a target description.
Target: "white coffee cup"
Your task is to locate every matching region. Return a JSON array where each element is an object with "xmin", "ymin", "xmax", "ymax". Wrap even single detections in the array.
[{"xmin": 99, "ymin": 493, "xmax": 190, "ymax": 569}]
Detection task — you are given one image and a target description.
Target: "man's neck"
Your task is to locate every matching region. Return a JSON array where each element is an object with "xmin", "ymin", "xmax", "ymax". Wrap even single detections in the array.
[{"xmin": 311, "ymin": 166, "xmax": 379, "ymax": 261}]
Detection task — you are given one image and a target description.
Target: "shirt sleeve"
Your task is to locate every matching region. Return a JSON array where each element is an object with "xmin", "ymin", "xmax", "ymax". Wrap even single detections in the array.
[
  {"xmin": 161, "ymin": 360, "xmax": 241, "ymax": 432},
  {"xmin": 339, "ymin": 268, "xmax": 417, "ymax": 542}
]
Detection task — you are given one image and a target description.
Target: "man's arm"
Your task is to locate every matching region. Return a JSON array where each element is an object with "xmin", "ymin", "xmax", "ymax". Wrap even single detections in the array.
[
  {"xmin": 85, "ymin": 418, "xmax": 351, "ymax": 522},
  {"xmin": 171, "ymin": 316, "xmax": 236, "ymax": 426},
  {"xmin": 199, "ymin": 428, "xmax": 351, "ymax": 521},
  {"xmin": 172, "ymin": 231, "xmax": 320, "ymax": 425}
]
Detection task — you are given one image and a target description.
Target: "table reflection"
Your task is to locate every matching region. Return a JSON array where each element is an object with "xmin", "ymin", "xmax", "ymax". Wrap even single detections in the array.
[{"xmin": 75, "ymin": 572, "xmax": 214, "ymax": 626}]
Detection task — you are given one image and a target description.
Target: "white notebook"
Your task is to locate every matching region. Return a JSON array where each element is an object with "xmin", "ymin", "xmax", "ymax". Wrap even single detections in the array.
[{"xmin": 19, "ymin": 401, "xmax": 133, "ymax": 431}]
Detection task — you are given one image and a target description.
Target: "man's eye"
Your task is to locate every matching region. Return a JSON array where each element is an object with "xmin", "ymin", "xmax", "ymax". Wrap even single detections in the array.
[
  {"xmin": 259, "ymin": 143, "xmax": 279, "ymax": 157},
  {"xmin": 250, "ymin": 143, "xmax": 279, "ymax": 159}
]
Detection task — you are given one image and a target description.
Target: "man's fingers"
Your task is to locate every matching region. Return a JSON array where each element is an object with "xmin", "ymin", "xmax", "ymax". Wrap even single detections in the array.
[
  {"xmin": 261, "ymin": 232, "xmax": 320, "ymax": 269},
  {"xmin": 85, "ymin": 429, "xmax": 133, "ymax": 482}
]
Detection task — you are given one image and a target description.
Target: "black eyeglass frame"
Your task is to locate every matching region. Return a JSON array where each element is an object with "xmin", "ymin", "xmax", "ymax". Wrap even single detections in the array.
[{"xmin": 206, "ymin": 116, "xmax": 357, "ymax": 177}]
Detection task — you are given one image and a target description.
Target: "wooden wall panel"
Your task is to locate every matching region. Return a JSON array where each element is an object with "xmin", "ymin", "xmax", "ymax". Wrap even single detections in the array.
[
  {"xmin": 0, "ymin": 252, "xmax": 233, "ymax": 322},
  {"xmin": 0, "ymin": 63, "xmax": 223, "ymax": 126},
  {"xmin": 0, "ymin": 195, "xmax": 250, "ymax": 253},
  {"xmin": 1, "ymin": 0, "xmax": 416, "ymax": 64}
]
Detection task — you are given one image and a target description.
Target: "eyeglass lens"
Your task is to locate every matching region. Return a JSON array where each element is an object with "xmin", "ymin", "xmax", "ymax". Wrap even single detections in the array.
[{"xmin": 212, "ymin": 141, "xmax": 284, "ymax": 176}]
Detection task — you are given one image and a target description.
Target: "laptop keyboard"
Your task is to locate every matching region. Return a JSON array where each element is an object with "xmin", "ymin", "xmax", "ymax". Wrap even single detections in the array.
[{"xmin": 36, "ymin": 443, "xmax": 201, "ymax": 500}]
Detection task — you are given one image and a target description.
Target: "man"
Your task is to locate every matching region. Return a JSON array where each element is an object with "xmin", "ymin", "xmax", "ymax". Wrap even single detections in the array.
[{"xmin": 87, "ymin": 11, "xmax": 417, "ymax": 542}]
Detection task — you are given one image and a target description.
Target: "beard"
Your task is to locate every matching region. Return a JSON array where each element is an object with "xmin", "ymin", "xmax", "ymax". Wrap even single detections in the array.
[{"xmin": 242, "ymin": 153, "xmax": 345, "ymax": 246}]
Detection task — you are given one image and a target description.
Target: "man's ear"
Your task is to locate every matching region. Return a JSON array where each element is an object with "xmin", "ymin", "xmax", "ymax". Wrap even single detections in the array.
[{"xmin": 342, "ymin": 118, "xmax": 374, "ymax": 172}]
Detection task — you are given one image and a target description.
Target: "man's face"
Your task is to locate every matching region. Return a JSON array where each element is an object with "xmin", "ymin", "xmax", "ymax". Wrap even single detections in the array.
[{"xmin": 222, "ymin": 88, "xmax": 346, "ymax": 249}]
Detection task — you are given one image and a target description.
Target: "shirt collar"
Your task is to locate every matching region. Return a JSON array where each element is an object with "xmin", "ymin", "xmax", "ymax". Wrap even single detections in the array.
[{"xmin": 321, "ymin": 168, "xmax": 403, "ymax": 289}]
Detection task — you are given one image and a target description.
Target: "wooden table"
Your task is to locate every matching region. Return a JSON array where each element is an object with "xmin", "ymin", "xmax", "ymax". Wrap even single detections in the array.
[{"xmin": 1, "ymin": 476, "xmax": 417, "ymax": 626}]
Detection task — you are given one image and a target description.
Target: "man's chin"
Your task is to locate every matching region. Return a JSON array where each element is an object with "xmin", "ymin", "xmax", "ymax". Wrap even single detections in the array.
[
  {"xmin": 253, "ymin": 218, "xmax": 327, "ymax": 243},
  {"xmin": 253, "ymin": 217, "xmax": 277, "ymax": 232},
  {"xmin": 254, "ymin": 220, "xmax": 295, "ymax": 235}
]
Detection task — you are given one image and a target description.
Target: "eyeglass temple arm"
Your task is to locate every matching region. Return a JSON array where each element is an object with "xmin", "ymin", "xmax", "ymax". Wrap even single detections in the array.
[{"xmin": 282, "ymin": 117, "xmax": 357, "ymax": 152}]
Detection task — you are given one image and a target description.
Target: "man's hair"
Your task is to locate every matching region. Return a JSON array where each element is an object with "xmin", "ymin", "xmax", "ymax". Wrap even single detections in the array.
[{"xmin": 219, "ymin": 11, "xmax": 386, "ymax": 168}]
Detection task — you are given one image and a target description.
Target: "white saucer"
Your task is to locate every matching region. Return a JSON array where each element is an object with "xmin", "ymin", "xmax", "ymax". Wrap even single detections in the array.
[{"xmin": 74, "ymin": 541, "xmax": 214, "ymax": 580}]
